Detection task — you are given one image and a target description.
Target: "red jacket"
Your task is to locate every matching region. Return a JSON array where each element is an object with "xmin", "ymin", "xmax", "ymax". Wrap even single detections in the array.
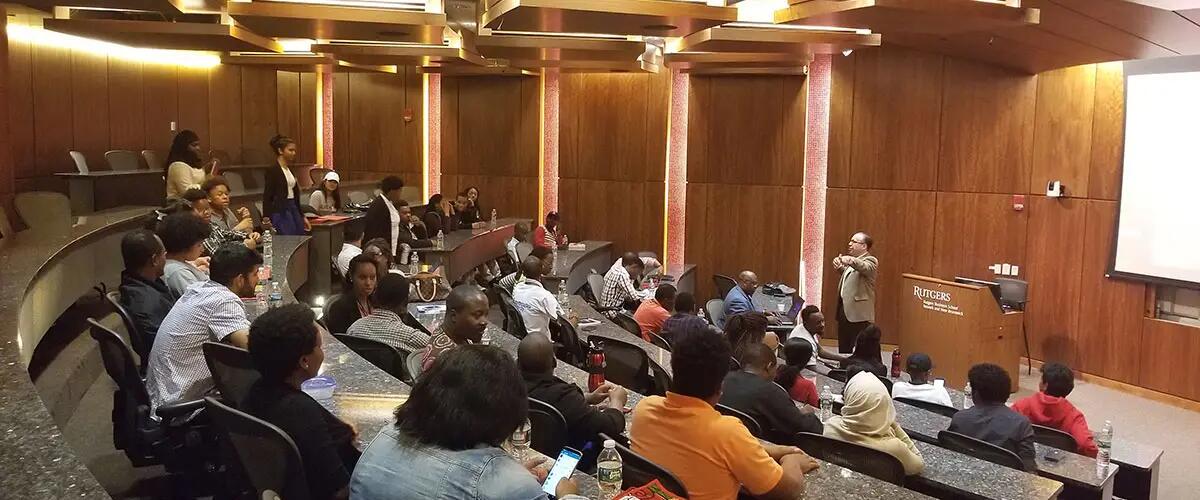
[{"xmin": 1012, "ymin": 392, "xmax": 1098, "ymax": 457}]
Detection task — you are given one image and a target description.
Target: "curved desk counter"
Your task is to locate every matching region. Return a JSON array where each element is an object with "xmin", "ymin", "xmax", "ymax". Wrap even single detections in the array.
[
  {"xmin": 544, "ymin": 241, "xmax": 614, "ymax": 294},
  {"xmin": 423, "ymin": 218, "xmax": 528, "ymax": 284}
]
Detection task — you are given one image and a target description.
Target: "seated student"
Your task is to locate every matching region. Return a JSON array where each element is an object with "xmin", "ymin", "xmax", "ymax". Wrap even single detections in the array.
[
  {"xmin": 788, "ymin": 305, "xmax": 847, "ymax": 367},
  {"xmin": 634, "ymin": 284, "xmax": 676, "ymax": 341},
  {"xmin": 721, "ymin": 343, "xmax": 823, "ymax": 443},
  {"xmin": 351, "ymin": 345, "xmax": 584, "ymax": 499},
  {"xmin": 347, "ymin": 274, "xmax": 430, "ymax": 354},
  {"xmin": 145, "ymin": 244, "xmax": 261, "ymax": 413},
  {"xmin": 396, "ymin": 199, "xmax": 432, "ymax": 250},
  {"xmin": 498, "ymin": 246, "xmax": 551, "ymax": 292},
  {"xmin": 184, "ymin": 187, "xmax": 259, "ymax": 254},
  {"xmin": 891, "ymin": 353, "xmax": 953, "ymax": 407},
  {"xmin": 599, "ymin": 253, "xmax": 650, "ymax": 317},
  {"xmin": 1012, "ymin": 363, "xmax": 1098, "ymax": 457},
  {"xmin": 244, "ymin": 305, "xmax": 360, "ymax": 500},
  {"xmin": 119, "ymin": 229, "xmax": 176, "ymax": 343},
  {"xmin": 452, "ymin": 191, "xmax": 486, "ymax": 230},
  {"xmin": 309, "ymin": 171, "xmax": 342, "ymax": 214},
  {"xmin": 631, "ymin": 328, "xmax": 818, "ymax": 500},
  {"xmin": 420, "ymin": 285, "xmax": 489, "ymax": 373},
  {"xmin": 949, "ymin": 363, "xmax": 1037, "ymax": 471},
  {"xmin": 659, "ymin": 292, "xmax": 714, "ymax": 343},
  {"xmin": 840, "ymin": 324, "xmax": 887, "ymax": 377},
  {"xmin": 823, "ymin": 371, "xmax": 925, "ymax": 476},
  {"xmin": 725, "ymin": 311, "xmax": 779, "ymax": 362},
  {"xmin": 512, "ymin": 256, "xmax": 564, "ymax": 338},
  {"xmin": 505, "ymin": 221, "xmax": 531, "ymax": 269},
  {"xmin": 324, "ymin": 254, "xmax": 377, "ymax": 334},
  {"xmin": 533, "ymin": 211, "xmax": 567, "ymax": 249},
  {"xmin": 202, "ymin": 176, "xmax": 255, "ymax": 233},
  {"xmin": 723, "ymin": 270, "xmax": 762, "ymax": 319},
  {"xmin": 775, "ymin": 338, "xmax": 819, "ymax": 407},
  {"xmin": 421, "ymin": 194, "xmax": 454, "ymax": 237},
  {"xmin": 157, "ymin": 212, "xmax": 212, "ymax": 297},
  {"xmin": 518, "ymin": 334, "xmax": 627, "ymax": 459},
  {"xmin": 335, "ymin": 225, "xmax": 363, "ymax": 278},
  {"xmin": 362, "ymin": 238, "xmax": 394, "ymax": 276}
]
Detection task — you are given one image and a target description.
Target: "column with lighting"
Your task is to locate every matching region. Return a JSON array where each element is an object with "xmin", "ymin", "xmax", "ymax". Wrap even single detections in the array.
[
  {"xmin": 663, "ymin": 69, "xmax": 689, "ymax": 267},
  {"xmin": 538, "ymin": 69, "xmax": 560, "ymax": 223},
  {"xmin": 802, "ymin": 54, "xmax": 832, "ymax": 308},
  {"xmin": 424, "ymin": 72, "xmax": 441, "ymax": 201}
]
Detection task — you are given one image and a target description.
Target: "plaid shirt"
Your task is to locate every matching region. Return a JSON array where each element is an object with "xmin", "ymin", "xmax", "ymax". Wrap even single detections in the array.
[
  {"xmin": 600, "ymin": 264, "xmax": 648, "ymax": 317},
  {"xmin": 203, "ymin": 223, "xmax": 249, "ymax": 256},
  {"xmin": 346, "ymin": 309, "xmax": 430, "ymax": 354}
]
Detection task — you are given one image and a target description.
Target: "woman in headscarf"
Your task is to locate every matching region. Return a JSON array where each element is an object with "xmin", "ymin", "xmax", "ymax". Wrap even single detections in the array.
[{"xmin": 822, "ymin": 371, "xmax": 925, "ymax": 475}]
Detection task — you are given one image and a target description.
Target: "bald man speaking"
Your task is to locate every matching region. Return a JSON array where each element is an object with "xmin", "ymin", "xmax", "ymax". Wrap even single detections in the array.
[{"xmin": 832, "ymin": 232, "xmax": 877, "ymax": 353}]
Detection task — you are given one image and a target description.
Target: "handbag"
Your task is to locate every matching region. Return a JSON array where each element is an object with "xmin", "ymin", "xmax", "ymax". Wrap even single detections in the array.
[{"xmin": 409, "ymin": 271, "xmax": 451, "ymax": 302}]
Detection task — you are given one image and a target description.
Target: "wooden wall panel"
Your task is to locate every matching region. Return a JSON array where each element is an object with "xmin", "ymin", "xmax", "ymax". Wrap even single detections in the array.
[
  {"xmin": 277, "ymin": 71, "xmax": 301, "ymax": 154},
  {"xmin": 1023, "ymin": 196, "xmax": 1087, "ymax": 365},
  {"xmin": 334, "ymin": 70, "xmax": 421, "ymax": 186},
  {"xmin": 207, "ymin": 65, "xmax": 243, "ymax": 162},
  {"xmin": 108, "ymin": 59, "xmax": 145, "ymax": 156},
  {"xmin": 298, "ymin": 73, "xmax": 317, "ymax": 165},
  {"xmin": 1031, "ymin": 64, "xmax": 1096, "ymax": 197},
  {"xmin": 1076, "ymin": 200, "xmax": 1144, "ymax": 384},
  {"xmin": 826, "ymin": 54, "xmax": 855, "ymax": 189},
  {"xmin": 1088, "ymin": 62, "xmax": 1124, "ymax": 201},
  {"xmin": 332, "ymin": 72, "xmax": 349, "ymax": 171},
  {"xmin": 822, "ymin": 188, "xmax": 936, "ymax": 344},
  {"xmin": 142, "ymin": 65, "xmax": 178, "ymax": 160},
  {"xmin": 1, "ymin": 7, "xmax": 13, "ymax": 211},
  {"xmin": 931, "ymin": 192, "xmax": 1028, "ymax": 280},
  {"xmin": 848, "ymin": 47, "xmax": 943, "ymax": 191},
  {"xmin": 400, "ymin": 68, "xmax": 424, "ymax": 175},
  {"xmin": 7, "ymin": 36, "xmax": 35, "ymax": 182},
  {"xmin": 70, "ymin": 51, "xmax": 109, "ymax": 169},
  {"xmin": 689, "ymin": 75, "xmax": 805, "ymax": 186},
  {"xmin": 937, "ymin": 58, "xmax": 1036, "ymax": 194},
  {"xmin": 31, "ymin": 43, "xmax": 73, "ymax": 180},
  {"xmin": 177, "ymin": 67, "xmax": 211, "ymax": 160},
  {"xmin": 1139, "ymin": 319, "xmax": 1200, "ymax": 402},
  {"xmin": 240, "ymin": 67, "xmax": 279, "ymax": 162}
]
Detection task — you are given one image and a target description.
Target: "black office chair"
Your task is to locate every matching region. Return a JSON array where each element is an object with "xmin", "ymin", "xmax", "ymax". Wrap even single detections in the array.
[
  {"xmin": 584, "ymin": 272, "xmax": 622, "ymax": 314},
  {"xmin": 938, "ymin": 430, "xmax": 1028, "ymax": 471},
  {"xmin": 648, "ymin": 359, "xmax": 671, "ymax": 397},
  {"xmin": 528, "ymin": 398, "xmax": 570, "ymax": 458},
  {"xmin": 729, "ymin": 355, "xmax": 741, "ymax": 371},
  {"xmin": 1032, "ymin": 424, "xmax": 1079, "ymax": 453},
  {"xmin": 202, "ymin": 341, "xmax": 260, "ymax": 408},
  {"xmin": 406, "ymin": 350, "xmax": 426, "ymax": 380},
  {"xmin": 205, "ymin": 397, "xmax": 312, "ymax": 500},
  {"xmin": 647, "ymin": 332, "xmax": 672, "ymax": 352},
  {"xmin": 713, "ymin": 274, "xmax": 737, "ymax": 300},
  {"xmin": 88, "ymin": 319, "xmax": 210, "ymax": 473},
  {"xmin": 828, "ymin": 368, "xmax": 848, "ymax": 382},
  {"xmin": 599, "ymin": 433, "xmax": 689, "ymax": 498},
  {"xmin": 334, "ymin": 333, "xmax": 413, "ymax": 384},
  {"xmin": 793, "ymin": 432, "xmax": 907, "ymax": 485},
  {"xmin": 716, "ymin": 404, "xmax": 763, "ymax": 438},
  {"xmin": 550, "ymin": 316, "xmax": 588, "ymax": 368},
  {"xmin": 705, "ymin": 298, "xmax": 725, "ymax": 328},
  {"xmin": 610, "ymin": 312, "xmax": 641, "ymax": 337},
  {"xmin": 600, "ymin": 337, "xmax": 654, "ymax": 395},
  {"xmin": 496, "ymin": 287, "xmax": 529, "ymax": 338},
  {"xmin": 894, "ymin": 397, "xmax": 958, "ymax": 418},
  {"xmin": 402, "ymin": 311, "xmax": 433, "ymax": 335},
  {"xmin": 104, "ymin": 290, "xmax": 152, "ymax": 372}
]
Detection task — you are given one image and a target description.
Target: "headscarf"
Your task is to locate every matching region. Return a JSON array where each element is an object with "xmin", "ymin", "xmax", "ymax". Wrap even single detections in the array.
[{"xmin": 826, "ymin": 371, "xmax": 896, "ymax": 437}]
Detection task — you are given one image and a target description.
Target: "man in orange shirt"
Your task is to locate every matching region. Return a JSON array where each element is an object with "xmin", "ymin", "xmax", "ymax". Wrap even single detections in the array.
[
  {"xmin": 633, "ymin": 284, "xmax": 676, "ymax": 342},
  {"xmin": 630, "ymin": 327, "xmax": 817, "ymax": 500}
]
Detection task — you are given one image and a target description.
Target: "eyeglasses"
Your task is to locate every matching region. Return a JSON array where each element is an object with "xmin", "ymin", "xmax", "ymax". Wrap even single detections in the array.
[{"xmin": 849, "ymin": 240, "xmax": 866, "ymax": 245}]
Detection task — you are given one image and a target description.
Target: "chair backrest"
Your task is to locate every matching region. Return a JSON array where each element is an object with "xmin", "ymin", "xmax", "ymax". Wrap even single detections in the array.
[
  {"xmin": 793, "ymin": 432, "xmax": 907, "ymax": 485},
  {"xmin": 894, "ymin": 397, "xmax": 958, "ymax": 418},
  {"xmin": 402, "ymin": 311, "xmax": 433, "ymax": 335},
  {"xmin": 647, "ymin": 332, "xmax": 672, "ymax": 352},
  {"xmin": 600, "ymin": 433, "xmax": 689, "ymax": 497},
  {"xmin": 347, "ymin": 191, "xmax": 370, "ymax": 205},
  {"xmin": 104, "ymin": 290, "xmax": 151, "ymax": 370},
  {"xmin": 528, "ymin": 398, "xmax": 570, "ymax": 457},
  {"xmin": 205, "ymin": 397, "xmax": 311, "ymax": 500},
  {"xmin": 712, "ymin": 274, "xmax": 737, "ymax": 300},
  {"xmin": 705, "ymin": 299, "xmax": 725, "ymax": 328},
  {"xmin": 202, "ymin": 342, "xmax": 260, "ymax": 408},
  {"xmin": 223, "ymin": 171, "xmax": 247, "ymax": 194},
  {"xmin": 88, "ymin": 318, "xmax": 161, "ymax": 463},
  {"xmin": 586, "ymin": 273, "xmax": 606, "ymax": 306},
  {"xmin": 648, "ymin": 359, "xmax": 671, "ymax": 397},
  {"xmin": 106, "ymin": 149, "xmax": 142, "ymax": 171},
  {"xmin": 406, "ymin": 349, "xmax": 426, "ymax": 380},
  {"xmin": 308, "ymin": 167, "xmax": 333, "ymax": 187},
  {"xmin": 600, "ymin": 337, "xmax": 653, "ymax": 395},
  {"xmin": 141, "ymin": 150, "xmax": 161, "ymax": 171},
  {"xmin": 0, "ymin": 204, "xmax": 14, "ymax": 239},
  {"xmin": 715, "ymin": 403, "xmax": 763, "ymax": 437},
  {"xmin": 14, "ymin": 191, "xmax": 72, "ymax": 233},
  {"xmin": 334, "ymin": 333, "xmax": 412, "ymax": 384},
  {"xmin": 69, "ymin": 150, "xmax": 90, "ymax": 174},
  {"xmin": 497, "ymin": 288, "xmax": 528, "ymax": 338},
  {"xmin": 828, "ymin": 368, "xmax": 848, "ymax": 382},
  {"xmin": 610, "ymin": 312, "xmax": 641, "ymax": 336},
  {"xmin": 1032, "ymin": 424, "xmax": 1078, "ymax": 453},
  {"xmin": 88, "ymin": 318, "xmax": 151, "ymax": 410},
  {"xmin": 516, "ymin": 241, "xmax": 534, "ymax": 262},
  {"xmin": 728, "ymin": 356, "xmax": 741, "ymax": 371},
  {"xmin": 938, "ymin": 430, "xmax": 1027, "ymax": 471},
  {"xmin": 550, "ymin": 316, "xmax": 587, "ymax": 368}
]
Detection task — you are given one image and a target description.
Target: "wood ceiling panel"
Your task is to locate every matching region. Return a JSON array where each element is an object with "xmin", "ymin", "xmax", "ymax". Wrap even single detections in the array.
[
  {"xmin": 775, "ymin": 0, "xmax": 1039, "ymax": 36},
  {"xmin": 476, "ymin": 34, "xmax": 646, "ymax": 62},
  {"xmin": 884, "ymin": 29, "xmax": 1117, "ymax": 74},
  {"xmin": 312, "ymin": 42, "xmax": 484, "ymax": 66},
  {"xmin": 227, "ymin": 1, "xmax": 446, "ymax": 44},
  {"xmin": 12, "ymin": 0, "xmax": 183, "ymax": 15},
  {"xmin": 1023, "ymin": 0, "xmax": 1177, "ymax": 59},
  {"xmin": 42, "ymin": 18, "xmax": 282, "ymax": 52},
  {"xmin": 1048, "ymin": 0, "xmax": 1200, "ymax": 55},
  {"xmin": 221, "ymin": 53, "xmax": 397, "ymax": 73},
  {"xmin": 480, "ymin": 0, "xmax": 738, "ymax": 37},
  {"xmin": 673, "ymin": 26, "xmax": 881, "ymax": 55}
]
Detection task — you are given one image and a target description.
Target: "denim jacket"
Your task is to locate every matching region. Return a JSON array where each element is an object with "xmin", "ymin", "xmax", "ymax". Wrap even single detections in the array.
[{"xmin": 350, "ymin": 426, "xmax": 587, "ymax": 500}]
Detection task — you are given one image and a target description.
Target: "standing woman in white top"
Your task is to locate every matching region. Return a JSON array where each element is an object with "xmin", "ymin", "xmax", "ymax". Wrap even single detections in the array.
[
  {"xmin": 164, "ymin": 130, "xmax": 215, "ymax": 199},
  {"xmin": 262, "ymin": 135, "xmax": 310, "ymax": 235},
  {"xmin": 308, "ymin": 170, "xmax": 342, "ymax": 214}
]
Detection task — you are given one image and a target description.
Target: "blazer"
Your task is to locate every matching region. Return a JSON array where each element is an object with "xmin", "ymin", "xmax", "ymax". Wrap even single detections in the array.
[
  {"xmin": 838, "ymin": 253, "xmax": 877, "ymax": 323},
  {"xmin": 262, "ymin": 164, "xmax": 301, "ymax": 216},
  {"xmin": 363, "ymin": 196, "xmax": 433, "ymax": 255}
]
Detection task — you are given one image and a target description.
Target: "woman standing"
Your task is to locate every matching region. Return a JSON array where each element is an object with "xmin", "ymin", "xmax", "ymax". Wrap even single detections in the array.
[
  {"xmin": 309, "ymin": 171, "xmax": 342, "ymax": 214},
  {"xmin": 165, "ymin": 130, "xmax": 215, "ymax": 199},
  {"xmin": 263, "ymin": 135, "xmax": 310, "ymax": 235}
]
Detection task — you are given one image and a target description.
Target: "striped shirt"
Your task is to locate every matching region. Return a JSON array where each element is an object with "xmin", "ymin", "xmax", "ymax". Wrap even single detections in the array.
[
  {"xmin": 600, "ymin": 264, "xmax": 648, "ymax": 317},
  {"xmin": 346, "ymin": 309, "xmax": 431, "ymax": 354},
  {"xmin": 145, "ymin": 280, "xmax": 250, "ymax": 414},
  {"xmin": 498, "ymin": 271, "xmax": 524, "ymax": 293}
]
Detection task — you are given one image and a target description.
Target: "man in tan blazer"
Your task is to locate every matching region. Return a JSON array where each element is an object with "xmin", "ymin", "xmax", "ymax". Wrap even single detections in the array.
[{"xmin": 833, "ymin": 232, "xmax": 877, "ymax": 353}]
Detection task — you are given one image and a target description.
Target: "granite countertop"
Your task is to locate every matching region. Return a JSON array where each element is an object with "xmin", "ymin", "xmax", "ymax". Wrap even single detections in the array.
[
  {"xmin": 546, "ymin": 241, "xmax": 613, "ymax": 279},
  {"xmin": 55, "ymin": 169, "xmax": 164, "ymax": 177},
  {"xmin": 804, "ymin": 463, "xmax": 934, "ymax": 500},
  {"xmin": 422, "ymin": 218, "xmax": 529, "ymax": 253},
  {"xmin": 912, "ymin": 441, "xmax": 1063, "ymax": 500},
  {"xmin": 570, "ymin": 296, "xmax": 673, "ymax": 377}
]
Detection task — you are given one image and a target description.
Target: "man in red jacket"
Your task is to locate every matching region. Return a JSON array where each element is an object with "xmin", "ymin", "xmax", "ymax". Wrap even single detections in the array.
[{"xmin": 1012, "ymin": 363, "xmax": 1098, "ymax": 457}]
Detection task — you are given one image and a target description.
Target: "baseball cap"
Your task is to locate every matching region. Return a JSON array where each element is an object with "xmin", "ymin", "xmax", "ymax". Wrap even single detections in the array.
[{"xmin": 906, "ymin": 352, "xmax": 933, "ymax": 372}]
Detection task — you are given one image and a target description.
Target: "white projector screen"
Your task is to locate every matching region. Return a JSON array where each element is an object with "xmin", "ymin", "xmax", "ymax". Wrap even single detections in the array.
[{"xmin": 1111, "ymin": 57, "xmax": 1200, "ymax": 287}]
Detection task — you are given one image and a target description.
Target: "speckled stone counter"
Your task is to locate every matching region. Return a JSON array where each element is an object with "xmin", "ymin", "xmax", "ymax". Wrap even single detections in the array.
[
  {"xmin": 570, "ymin": 296, "xmax": 672, "ymax": 377},
  {"xmin": 543, "ymin": 241, "xmax": 614, "ymax": 296}
]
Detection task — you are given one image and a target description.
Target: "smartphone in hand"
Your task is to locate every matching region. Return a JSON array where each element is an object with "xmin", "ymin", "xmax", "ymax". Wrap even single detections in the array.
[{"xmin": 542, "ymin": 447, "xmax": 583, "ymax": 497}]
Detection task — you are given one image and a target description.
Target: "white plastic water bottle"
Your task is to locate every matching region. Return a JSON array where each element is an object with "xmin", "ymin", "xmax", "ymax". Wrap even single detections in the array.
[
  {"xmin": 409, "ymin": 251, "xmax": 419, "ymax": 275},
  {"xmin": 819, "ymin": 385, "xmax": 834, "ymax": 422},
  {"xmin": 1096, "ymin": 420, "xmax": 1113, "ymax": 476},
  {"xmin": 435, "ymin": 230, "xmax": 444, "ymax": 249},
  {"xmin": 490, "ymin": 209, "xmax": 497, "ymax": 228},
  {"xmin": 255, "ymin": 280, "xmax": 268, "ymax": 313},
  {"xmin": 480, "ymin": 329, "xmax": 491, "ymax": 346},
  {"xmin": 268, "ymin": 279, "xmax": 283, "ymax": 309},
  {"xmin": 261, "ymin": 229, "xmax": 273, "ymax": 278},
  {"xmin": 558, "ymin": 280, "xmax": 569, "ymax": 308},
  {"xmin": 596, "ymin": 439, "xmax": 623, "ymax": 498},
  {"xmin": 963, "ymin": 383, "xmax": 974, "ymax": 409},
  {"xmin": 510, "ymin": 419, "xmax": 531, "ymax": 461}
]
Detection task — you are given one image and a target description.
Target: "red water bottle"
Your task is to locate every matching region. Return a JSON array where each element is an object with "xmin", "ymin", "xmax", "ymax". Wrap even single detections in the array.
[
  {"xmin": 587, "ymin": 340, "xmax": 606, "ymax": 391},
  {"xmin": 890, "ymin": 348, "xmax": 902, "ymax": 378}
]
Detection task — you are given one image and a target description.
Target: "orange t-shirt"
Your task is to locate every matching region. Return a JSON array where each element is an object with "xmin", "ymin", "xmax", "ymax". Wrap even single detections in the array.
[
  {"xmin": 630, "ymin": 393, "xmax": 783, "ymax": 500},
  {"xmin": 633, "ymin": 299, "xmax": 671, "ymax": 341}
]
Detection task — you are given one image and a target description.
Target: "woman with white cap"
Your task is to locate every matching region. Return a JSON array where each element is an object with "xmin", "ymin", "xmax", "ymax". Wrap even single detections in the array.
[
  {"xmin": 823, "ymin": 370, "xmax": 925, "ymax": 475},
  {"xmin": 309, "ymin": 170, "xmax": 343, "ymax": 215}
]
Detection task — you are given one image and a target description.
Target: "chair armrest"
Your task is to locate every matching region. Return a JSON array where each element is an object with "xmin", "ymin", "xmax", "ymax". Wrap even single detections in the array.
[{"xmin": 156, "ymin": 398, "xmax": 205, "ymax": 420}]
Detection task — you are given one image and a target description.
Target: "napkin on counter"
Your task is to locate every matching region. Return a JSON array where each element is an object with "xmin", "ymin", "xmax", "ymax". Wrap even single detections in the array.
[{"xmin": 567, "ymin": 243, "xmax": 586, "ymax": 251}]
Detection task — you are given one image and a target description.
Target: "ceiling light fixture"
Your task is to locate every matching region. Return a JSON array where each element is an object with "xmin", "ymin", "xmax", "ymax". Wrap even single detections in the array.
[
  {"xmin": 724, "ymin": 22, "xmax": 872, "ymax": 35},
  {"xmin": 6, "ymin": 22, "xmax": 220, "ymax": 68}
]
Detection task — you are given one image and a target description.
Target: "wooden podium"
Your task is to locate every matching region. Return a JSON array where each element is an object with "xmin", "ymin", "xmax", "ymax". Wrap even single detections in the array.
[{"xmin": 898, "ymin": 274, "xmax": 1024, "ymax": 390}]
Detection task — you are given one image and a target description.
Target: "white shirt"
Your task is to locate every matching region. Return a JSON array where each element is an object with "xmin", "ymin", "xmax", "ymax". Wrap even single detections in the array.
[
  {"xmin": 506, "ymin": 237, "xmax": 520, "ymax": 264},
  {"xmin": 788, "ymin": 325, "xmax": 820, "ymax": 368},
  {"xmin": 380, "ymin": 194, "xmax": 401, "ymax": 256},
  {"xmin": 336, "ymin": 243, "xmax": 362, "ymax": 277},
  {"xmin": 512, "ymin": 280, "xmax": 563, "ymax": 338},
  {"xmin": 891, "ymin": 381, "xmax": 954, "ymax": 407},
  {"xmin": 163, "ymin": 258, "xmax": 208, "ymax": 298},
  {"xmin": 282, "ymin": 166, "xmax": 297, "ymax": 199},
  {"xmin": 310, "ymin": 190, "xmax": 334, "ymax": 213}
]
